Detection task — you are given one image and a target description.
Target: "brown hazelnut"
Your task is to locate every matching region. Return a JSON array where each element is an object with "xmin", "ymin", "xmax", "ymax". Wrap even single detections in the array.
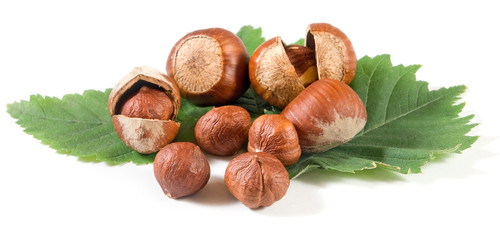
[
  {"xmin": 108, "ymin": 66, "xmax": 181, "ymax": 154},
  {"xmin": 224, "ymin": 152, "xmax": 290, "ymax": 209},
  {"xmin": 249, "ymin": 23, "xmax": 356, "ymax": 109},
  {"xmin": 154, "ymin": 142, "xmax": 210, "ymax": 199},
  {"xmin": 118, "ymin": 85, "xmax": 173, "ymax": 120},
  {"xmin": 247, "ymin": 114, "xmax": 301, "ymax": 166},
  {"xmin": 194, "ymin": 105, "xmax": 252, "ymax": 156},
  {"xmin": 166, "ymin": 27, "xmax": 250, "ymax": 106},
  {"xmin": 281, "ymin": 79, "xmax": 367, "ymax": 153}
]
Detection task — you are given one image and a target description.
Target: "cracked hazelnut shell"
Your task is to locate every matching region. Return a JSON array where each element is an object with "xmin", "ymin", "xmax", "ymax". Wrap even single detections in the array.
[
  {"xmin": 166, "ymin": 27, "xmax": 250, "ymax": 106},
  {"xmin": 108, "ymin": 66, "xmax": 181, "ymax": 154},
  {"xmin": 194, "ymin": 105, "xmax": 251, "ymax": 156},
  {"xmin": 154, "ymin": 142, "xmax": 210, "ymax": 199},
  {"xmin": 248, "ymin": 114, "xmax": 301, "ymax": 166},
  {"xmin": 249, "ymin": 23, "xmax": 356, "ymax": 109},
  {"xmin": 281, "ymin": 79, "xmax": 367, "ymax": 153},
  {"xmin": 224, "ymin": 152, "xmax": 290, "ymax": 209}
]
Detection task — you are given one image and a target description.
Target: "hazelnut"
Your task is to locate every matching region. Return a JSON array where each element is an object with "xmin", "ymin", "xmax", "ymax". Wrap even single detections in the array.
[
  {"xmin": 249, "ymin": 23, "xmax": 356, "ymax": 109},
  {"xmin": 154, "ymin": 142, "xmax": 210, "ymax": 199},
  {"xmin": 281, "ymin": 79, "xmax": 367, "ymax": 153},
  {"xmin": 108, "ymin": 66, "xmax": 181, "ymax": 154},
  {"xmin": 224, "ymin": 152, "xmax": 290, "ymax": 209},
  {"xmin": 118, "ymin": 85, "xmax": 173, "ymax": 120},
  {"xmin": 166, "ymin": 27, "xmax": 250, "ymax": 106},
  {"xmin": 247, "ymin": 114, "xmax": 301, "ymax": 166},
  {"xmin": 194, "ymin": 105, "xmax": 252, "ymax": 156}
]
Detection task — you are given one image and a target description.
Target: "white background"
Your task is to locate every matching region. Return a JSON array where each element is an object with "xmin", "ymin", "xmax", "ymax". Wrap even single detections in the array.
[{"xmin": 1, "ymin": 0, "xmax": 499, "ymax": 239}]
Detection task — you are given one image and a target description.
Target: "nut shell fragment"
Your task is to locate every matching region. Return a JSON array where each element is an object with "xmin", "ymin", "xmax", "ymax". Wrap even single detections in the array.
[
  {"xmin": 306, "ymin": 23, "xmax": 357, "ymax": 84},
  {"xmin": 249, "ymin": 23, "xmax": 357, "ymax": 109}
]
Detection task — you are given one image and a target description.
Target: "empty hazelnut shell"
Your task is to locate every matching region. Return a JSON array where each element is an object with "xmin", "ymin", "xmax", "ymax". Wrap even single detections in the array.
[
  {"xmin": 108, "ymin": 66, "xmax": 181, "ymax": 154},
  {"xmin": 166, "ymin": 28, "xmax": 249, "ymax": 106}
]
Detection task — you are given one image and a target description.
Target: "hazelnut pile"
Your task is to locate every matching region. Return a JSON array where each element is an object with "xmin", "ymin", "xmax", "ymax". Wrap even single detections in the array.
[{"xmin": 109, "ymin": 23, "xmax": 367, "ymax": 209}]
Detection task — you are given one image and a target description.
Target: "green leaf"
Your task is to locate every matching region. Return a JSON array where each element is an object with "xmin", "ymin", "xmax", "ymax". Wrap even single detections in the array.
[
  {"xmin": 173, "ymin": 98, "xmax": 212, "ymax": 142},
  {"xmin": 236, "ymin": 25, "xmax": 265, "ymax": 56},
  {"xmin": 7, "ymin": 89, "xmax": 155, "ymax": 165},
  {"xmin": 233, "ymin": 86, "xmax": 272, "ymax": 119},
  {"xmin": 292, "ymin": 38, "xmax": 305, "ymax": 45},
  {"xmin": 6, "ymin": 90, "xmax": 212, "ymax": 165},
  {"xmin": 287, "ymin": 55, "xmax": 478, "ymax": 178}
]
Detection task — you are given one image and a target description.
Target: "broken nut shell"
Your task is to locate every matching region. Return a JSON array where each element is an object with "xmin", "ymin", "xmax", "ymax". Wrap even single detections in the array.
[
  {"xmin": 109, "ymin": 66, "xmax": 181, "ymax": 154},
  {"xmin": 249, "ymin": 23, "xmax": 356, "ymax": 109}
]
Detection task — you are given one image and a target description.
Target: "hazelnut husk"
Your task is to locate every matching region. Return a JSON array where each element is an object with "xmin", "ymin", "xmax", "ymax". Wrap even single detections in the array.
[
  {"xmin": 249, "ymin": 23, "xmax": 356, "ymax": 109},
  {"xmin": 281, "ymin": 79, "xmax": 367, "ymax": 153},
  {"xmin": 154, "ymin": 142, "xmax": 210, "ymax": 199},
  {"xmin": 108, "ymin": 66, "xmax": 181, "ymax": 154},
  {"xmin": 194, "ymin": 105, "xmax": 252, "ymax": 156},
  {"xmin": 224, "ymin": 152, "xmax": 290, "ymax": 209},
  {"xmin": 248, "ymin": 114, "xmax": 301, "ymax": 166},
  {"xmin": 166, "ymin": 27, "xmax": 250, "ymax": 106}
]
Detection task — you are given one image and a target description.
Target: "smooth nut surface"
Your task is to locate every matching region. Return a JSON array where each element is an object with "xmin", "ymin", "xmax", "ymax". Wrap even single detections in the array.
[
  {"xmin": 224, "ymin": 152, "xmax": 290, "ymax": 209},
  {"xmin": 109, "ymin": 66, "xmax": 181, "ymax": 154},
  {"xmin": 281, "ymin": 79, "xmax": 367, "ymax": 153},
  {"xmin": 166, "ymin": 28, "xmax": 249, "ymax": 106},
  {"xmin": 248, "ymin": 114, "xmax": 301, "ymax": 166},
  {"xmin": 154, "ymin": 142, "xmax": 210, "ymax": 199},
  {"xmin": 195, "ymin": 105, "xmax": 252, "ymax": 156}
]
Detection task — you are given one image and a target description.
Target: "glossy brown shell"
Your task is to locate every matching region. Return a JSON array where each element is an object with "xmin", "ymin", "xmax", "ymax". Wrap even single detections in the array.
[
  {"xmin": 108, "ymin": 66, "xmax": 181, "ymax": 154},
  {"xmin": 247, "ymin": 114, "xmax": 301, "ymax": 166},
  {"xmin": 306, "ymin": 23, "xmax": 357, "ymax": 84},
  {"xmin": 224, "ymin": 152, "xmax": 289, "ymax": 209},
  {"xmin": 281, "ymin": 79, "xmax": 367, "ymax": 153},
  {"xmin": 194, "ymin": 105, "xmax": 251, "ymax": 156},
  {"xmin": 166, "ymin": 28, "xmax": 249, "ymax": 106},
  {"xmin": 154, "ymin": 142, "xmax": 210, "ymax": 198}
]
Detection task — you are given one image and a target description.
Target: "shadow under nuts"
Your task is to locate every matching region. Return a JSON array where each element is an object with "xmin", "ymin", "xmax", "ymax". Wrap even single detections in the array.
[
  {"xmin": 108, "ymin": 66, "xmax": 181, "ymax": 154},
  {"xmin": 248, "ymin": 114, "xmax": 301, "ymax": 166},
  {"xmin": 249, "ymin": 23, "xmax": 356, "ymax": 109},
  {"xmin": 195, "ymin": 105, "xmax": 252, "ymax": 156},
  {"xmin": 166, "ymin": 27, "xmax": 250, "ymax": 106},
  {"xmin": 154, "ymin": 142, "xmax": 210, "ymax": 199},
  {"xmin": 225, "ymin": 152, "xmax": 290, "ymax": 209}
]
